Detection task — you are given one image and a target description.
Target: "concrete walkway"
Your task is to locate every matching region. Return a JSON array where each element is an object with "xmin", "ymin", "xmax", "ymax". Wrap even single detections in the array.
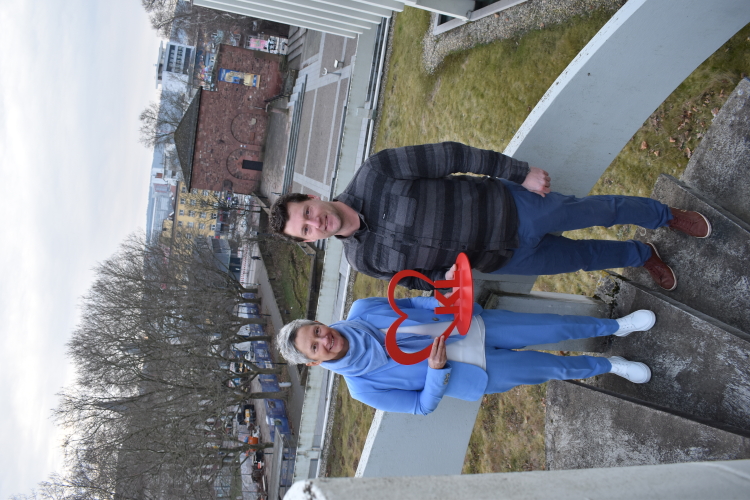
[
  {"xmin": 258, "ymin": 30, "xmax": 356, "ymax": 202},
  {"xmin": 287, "ymin": 31, "xmax": 357, "ymax": 200}
]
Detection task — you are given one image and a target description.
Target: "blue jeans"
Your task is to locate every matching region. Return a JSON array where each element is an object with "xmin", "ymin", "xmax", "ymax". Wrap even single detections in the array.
[
  {"xmin": 495, "ymin": 181, "xmax": 673, "ymax": 276},
  {"xmin": 480, "ymin": 309, "xmax": 616, "ymax": 393}
]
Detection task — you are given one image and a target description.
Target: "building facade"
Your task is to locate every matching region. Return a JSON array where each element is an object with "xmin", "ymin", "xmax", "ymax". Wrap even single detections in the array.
[
  {"xmin": 155, "ymin": 40, "xmax": 197, "ymax": 92},
  {"xmin": 161, "ymin": 181, "xmax": 225, "ymax": 253},
  {"xmin": 174, "ymin": 44, "xmax": 284, "ymax": 195}
]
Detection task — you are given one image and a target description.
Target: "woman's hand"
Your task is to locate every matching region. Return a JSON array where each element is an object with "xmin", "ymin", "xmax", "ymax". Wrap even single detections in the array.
[{"xmin": 428, "ymin": 336, "xmax": 447, "ymax": 369}]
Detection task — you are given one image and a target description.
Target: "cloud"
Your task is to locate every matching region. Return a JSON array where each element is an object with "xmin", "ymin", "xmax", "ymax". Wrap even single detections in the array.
[{"xmin": 0, "ymin": 0, "xmax": 160, "ymax": 497}]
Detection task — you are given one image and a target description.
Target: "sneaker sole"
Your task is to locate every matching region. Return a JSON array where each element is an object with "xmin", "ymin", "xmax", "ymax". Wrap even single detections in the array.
[
  {"xmin": 646, "ymin": 243, "xmax": 677, "ymax": 291},
  {"xmin": 696, "ymin": 211, "xmax": 712, "ymax": 238}
]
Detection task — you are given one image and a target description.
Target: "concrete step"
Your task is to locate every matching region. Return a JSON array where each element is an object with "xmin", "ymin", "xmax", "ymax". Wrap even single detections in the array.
[
  {"xmin": 681, "ymin": 78, "xmax": 750, "ymax": 225},
  {"xmin": 288, "ymin": 30, "xmax": 306, "ymax": 49},
  {"xmin": 622, "ymin": 174, "xmax": 750, "ymax": 334},
  {"xmin": 546, "ymin": 380, "xmax": 750, "ymax": 470},
  {"xmin": 588, "ymin": 277, "xmax": 750, "ymax": 431},
  {"xmin": 287, "ymin": 37, "xmax": 306, "ymax": 62},
  {"xmin": 286, "ymin": 29, "xmax": 307, "ymax": 67}
]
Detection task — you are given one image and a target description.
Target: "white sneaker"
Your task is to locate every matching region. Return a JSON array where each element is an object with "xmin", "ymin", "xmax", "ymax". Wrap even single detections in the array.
[
  {"xmin": 607, "ymin": 356, "xmax": 651, "ymax": 383},
  {"xmin": 614, "ymin": 310, "xmax": 656, "ymax": 337}
]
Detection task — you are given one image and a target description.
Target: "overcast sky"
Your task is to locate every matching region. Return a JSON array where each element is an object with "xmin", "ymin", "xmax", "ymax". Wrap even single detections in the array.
[{"xmin": 0, "ymin": 1, "xmax": 161, "ymax": 497}]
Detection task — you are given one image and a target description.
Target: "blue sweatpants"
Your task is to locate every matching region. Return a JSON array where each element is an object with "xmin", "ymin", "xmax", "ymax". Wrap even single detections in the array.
[
  {"xmin": 479, "ymin": 309, "xmax": 616, "ymax": 393},
  {"xmin": 495, "ymin": 180, "xmax": 673, "ymax": 276}
]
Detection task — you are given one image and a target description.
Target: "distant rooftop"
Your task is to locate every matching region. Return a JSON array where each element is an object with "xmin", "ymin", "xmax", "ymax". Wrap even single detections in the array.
[{"xmin": 173, "ymin": 89, "xmax": 202, "ymax": 189}]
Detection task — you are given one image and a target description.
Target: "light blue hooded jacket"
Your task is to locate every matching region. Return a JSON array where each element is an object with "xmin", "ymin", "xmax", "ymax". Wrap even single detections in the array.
[{"xmin": 322, "ymin": 296, "xmax": 488, "ymax": 415}]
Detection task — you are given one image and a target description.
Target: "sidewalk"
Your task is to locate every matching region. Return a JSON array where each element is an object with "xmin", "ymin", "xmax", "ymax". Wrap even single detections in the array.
[{"xmin": 244, "ymin": 244, "xmax": 306, "ymax": 436}]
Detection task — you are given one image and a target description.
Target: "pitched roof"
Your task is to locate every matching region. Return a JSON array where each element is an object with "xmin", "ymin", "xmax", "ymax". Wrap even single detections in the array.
[{"xmin": 173, "ymin": 89, "xmax": 202, "ymax": 188}]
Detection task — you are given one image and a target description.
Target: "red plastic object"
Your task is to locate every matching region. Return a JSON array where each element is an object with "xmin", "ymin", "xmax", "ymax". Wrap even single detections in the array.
[{"xmin": 385, "ymin": 253, "xmax": 474, "ymax": 365}]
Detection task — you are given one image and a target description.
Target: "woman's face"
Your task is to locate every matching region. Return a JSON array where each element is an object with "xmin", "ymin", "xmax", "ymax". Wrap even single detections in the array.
[{"xmin": 294, "ymin": 323, "xmax": 349, "ymax": 365}]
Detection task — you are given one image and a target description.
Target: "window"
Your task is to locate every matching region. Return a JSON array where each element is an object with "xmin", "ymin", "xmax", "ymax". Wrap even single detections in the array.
[
  {"xmin": 189, "ymin": 210, "xmax": 196, "ymax": 217},
  {"xmin": 181, "ymin": 186, "xmax": 187, "ymax": 193},
  {"xmin": 200, "ymin": 212, "xmax": 206, "ymax": 219},
  {"xmin": 190, "ymin": 199, "xmax": 196, "ymax": 206},
  {"xmin": 186, "ymin": 233, "xmax": 193, "ymax": 240},
  {"xmin": 211, "ymin": 224, "xmax": 216, "ymax": 231},
  {"xmin": 177, "ymin": 221, "xmax": 183, "ymax": 227},
  {"xmin": 211, "ymin": 213, "xmax": 218, "ymax": 219},
  {"xmin": 199, "ymin": 223, "xmax": 205, "ymax": 230},
  {"xmin": 179, "ymin": 209, "xmax": 184, "ymax": 216},
  {"xmin": 176, "ymin": 232, "xmax": 182, "ymax": 239},
  {"xmin": 203, "ymin": 190, "xmax": 210, "ymax": 196},
  {"xmin": 180, "ymin": 198, "xmax": 185, "ymax": 205},
  {"xmin": 187, "ymin": 222, "xmax": 194, "ymax": 228}
]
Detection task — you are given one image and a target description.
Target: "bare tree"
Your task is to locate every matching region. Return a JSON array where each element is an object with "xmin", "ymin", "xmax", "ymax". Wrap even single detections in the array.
[
  {"xmin": 45, "ymin": 233, "xmax": 286, "ymax": 499},
  {"xmin": 138, "ymin": 90, "xmax": 192, "ymax": 148},
  {"xmin": 142, "ymin": 0, "xmax": 272, "ymax": 40}
]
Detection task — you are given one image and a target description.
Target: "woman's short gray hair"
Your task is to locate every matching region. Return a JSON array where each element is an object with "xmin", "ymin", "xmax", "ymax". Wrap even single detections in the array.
[{"xmin": 276, "ymin": 319, "xmax": 318, "ymax": 364}]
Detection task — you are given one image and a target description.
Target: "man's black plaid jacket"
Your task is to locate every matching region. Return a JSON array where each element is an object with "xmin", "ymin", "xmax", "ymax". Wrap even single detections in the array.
[{"xmin": 334, "ymin": 142, "xmax": 530, "ymax": 290}]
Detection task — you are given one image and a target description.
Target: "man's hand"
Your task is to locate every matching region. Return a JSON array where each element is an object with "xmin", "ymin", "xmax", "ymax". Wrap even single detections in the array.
[
  {"xmin": 428, "ymin": 336, "xmax": 447, "ymax": 369},
  {"xmin": 442, "ymin": 264, "xmax": 459, "ymax": 298},
  {"xmin": 444, "ymin": 264, "xmax": 457, "ymax": 281},
  {"xmin": 521, "ymin": 166, "xmax": 551, "ymax": 197}
]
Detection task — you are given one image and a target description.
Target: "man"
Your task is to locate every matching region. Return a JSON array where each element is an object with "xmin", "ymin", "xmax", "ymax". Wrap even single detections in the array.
[
  {"xmin": 276, "ymin": 296, "xmax": 656, "ymax": 415},
  {"xmin": 270, "ymin": 142, "xmax": 710, "ymax": 290}
]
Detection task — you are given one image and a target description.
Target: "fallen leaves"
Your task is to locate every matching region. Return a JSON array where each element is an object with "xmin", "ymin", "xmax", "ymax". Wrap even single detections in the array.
[{"xmin": 640, "ymin": 141, "xmax": 648, "ymax": 150}]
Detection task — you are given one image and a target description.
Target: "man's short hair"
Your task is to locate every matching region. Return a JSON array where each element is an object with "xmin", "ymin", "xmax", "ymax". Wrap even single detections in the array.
[
  {"xmin": 276, "ymin": 318, "xmax": 318, "ymax": 364},
  {"xmin": 270, "ymin": 193, "xmax": 311, "ymax": 242}
]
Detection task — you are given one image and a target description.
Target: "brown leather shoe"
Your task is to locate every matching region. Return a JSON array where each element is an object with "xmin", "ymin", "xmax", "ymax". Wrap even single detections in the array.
[
  {"xmin": 668, "ymin": 208, "xmax": 712, "ymax": 238},
  {"xmin": 643, "ymin": 243, "xmax": 676, "ymax": 291}
]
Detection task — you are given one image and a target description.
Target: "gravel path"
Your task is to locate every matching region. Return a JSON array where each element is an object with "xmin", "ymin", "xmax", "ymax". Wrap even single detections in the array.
[{"xmin": 422, "ymin": 0, "xmax": 627, "ymax": 73}]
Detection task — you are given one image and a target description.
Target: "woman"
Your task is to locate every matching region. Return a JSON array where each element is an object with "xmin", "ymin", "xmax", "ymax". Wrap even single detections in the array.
[{"xmin": 276, "ymin": 296, "xmax": 654, "ymax": 415}]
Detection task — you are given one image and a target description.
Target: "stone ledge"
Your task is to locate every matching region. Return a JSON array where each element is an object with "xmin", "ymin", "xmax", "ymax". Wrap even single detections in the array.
[
  {"xmin": 623, "ymin": 173, "xmax": 750, "ymax": 333},
  {"xmin": 588, "ymin": 277, "xmax": 750, "ymax": 430},
  {"xmin": 546, "ymin": 380, "xmax": 750, "ymax": 470},
  {"xmin": 682, "ymin": 77, "xmax": 750, "ymax": 224}
]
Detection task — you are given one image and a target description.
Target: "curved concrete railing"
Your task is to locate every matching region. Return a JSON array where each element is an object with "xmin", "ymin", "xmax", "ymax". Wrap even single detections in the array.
[{"xmin": 505, "ymin": 0, "xmax": 750, "ymax": 198}]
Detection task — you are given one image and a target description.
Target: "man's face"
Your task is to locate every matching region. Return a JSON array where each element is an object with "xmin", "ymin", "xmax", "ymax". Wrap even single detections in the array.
[
  {"xmin": 284, "ymin": 196, "xmax": 343, "ymax": 242},
  {"xmin": 294, "ymin": 323, "xmax": 349, "ymax": 365}
]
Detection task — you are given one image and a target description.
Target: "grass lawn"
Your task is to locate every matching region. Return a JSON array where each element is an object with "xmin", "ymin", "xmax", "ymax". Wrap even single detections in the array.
[
  {"xmin": 463, "ymin": 385, "xmax": 547, "ymax": 473},
  {"xmin": 258, "ymin": 234, "xmax": 313, "ymax": 323},
  {"xmin": 324, "ymin": 379, "xmax": 377, "ymax": 477},
  {"xmin": 326, "ymin": 6, "xmax": 750, "ymax": 477}
]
